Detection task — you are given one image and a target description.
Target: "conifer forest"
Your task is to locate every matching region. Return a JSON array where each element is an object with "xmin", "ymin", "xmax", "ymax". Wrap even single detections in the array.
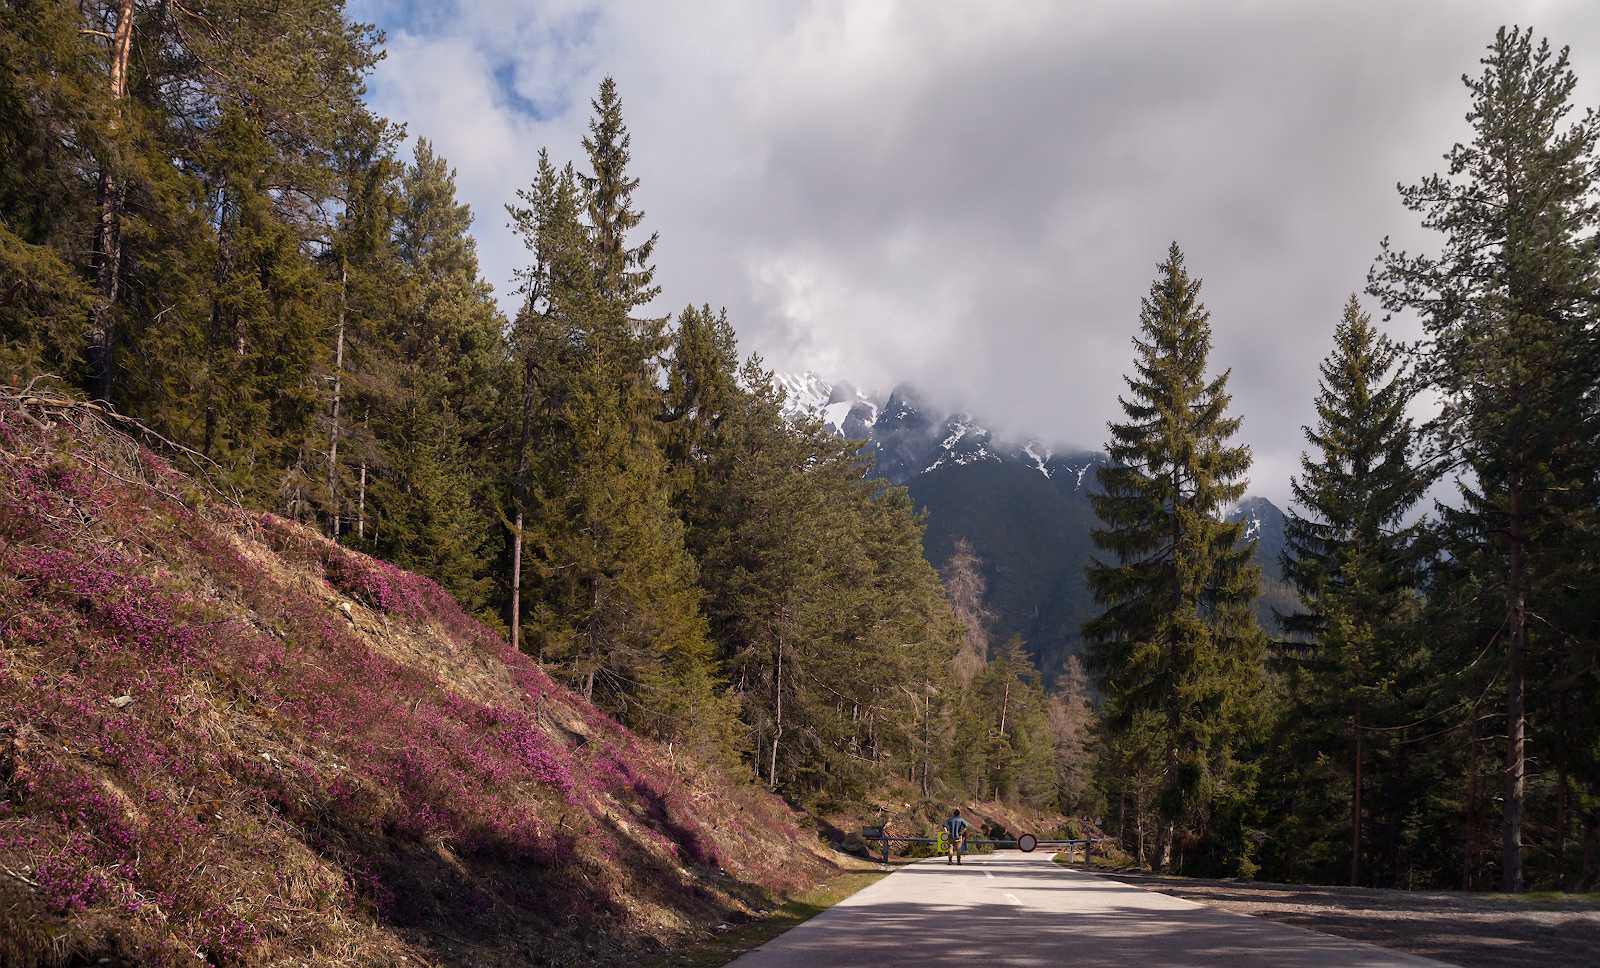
[{"xmin": 2, "ymin": 0, "xmax": 1597, "ymax": 903}]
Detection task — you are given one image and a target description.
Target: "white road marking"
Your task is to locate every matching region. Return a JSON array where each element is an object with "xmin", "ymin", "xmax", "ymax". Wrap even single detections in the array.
[
  {"xmin": 1003, "ymin": 893, "xmax": 1022, "ymax": 906},
  {"xmin": 985, "ymin": 871, "xmax": 994, "ymax": 879}
]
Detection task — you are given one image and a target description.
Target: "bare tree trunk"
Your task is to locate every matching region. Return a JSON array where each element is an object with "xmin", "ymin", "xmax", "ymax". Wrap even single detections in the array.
[
  {"xmin": 999, "ymin": 675, "xmax": 1011, "ymax": 736},
  {"xmin": 327, "ymin": 262, "xmax": 347, "ymax": 537},
  {"xmin": 1556, "ymin": 763, "xmax": 1569, "ymax": 886},
  {"xmin": 583, "ymin": 584, "xmax": 599, "ymax": 704},
  {"xmin": 1503, "ymin": 473, "xmax": 1527, "ymax": 893},
  {"xmin": 1286, "ymin": 786, "xmax": 1300, "ymax": 880},
  {"xmin": 357, "ymin": 460, "xmax": 367, "ymax": 540},
  {"xmin": 509, "ymin": 354, "xmax": 534, "ymax": 651},
  {"xmin": 769, "ymin": 636, "xmax": 783, "ymax": 789},
  {"xmin": 509, "ymin": 507, "xmax": 524, "ymax": 646},
  {"xmin": 1135, "ymin": 788, "xmax": 1147, "ymax": 868},
  {"xmin": 1351, "ymin": 694, "xmax": 1363, "ymax": 887},
  {"xmin": 86, "ymin": 0, "xmax": 136, "ymax": 404},
  {"xmin": 1118, "ymin": 785, "xmax": 1127, "ymax": 847},
  {"xmin": 1464, "ymin": 727, "xmax": 1478, "ymax": 890},
  {"xmin": 1154, "ymin": 707, "xmax": 1180, "ymax": 872},
  {"xmin": 921, "ymin": 687, "xmax": 931, "ymax": 799}
]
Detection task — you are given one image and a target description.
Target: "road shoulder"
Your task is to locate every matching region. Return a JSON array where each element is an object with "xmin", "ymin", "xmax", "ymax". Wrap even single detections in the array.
[
  {"xmin": 643, "ymin": 854, "xmax": 899, "ymax": 968},
  {"xmin": 1088, "ymin": 867, "xmax": 1600, "ymax": 968}
]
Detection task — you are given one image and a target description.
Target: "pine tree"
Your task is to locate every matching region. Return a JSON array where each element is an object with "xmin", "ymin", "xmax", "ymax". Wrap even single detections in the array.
[
  {"xmin": 1370, "ymin": 27, "xmax": 1600, "ymax": 891},
  {"xmin": 363, "ymin": 140, "xmax": 508, "ymax": 615},
  {"xmin": 684, "ymin": 361, "xmax": 840, "ymax": 787},
  {"xmin": 505, "ymin": 150, "xmax": 588, "ymax": 651},
  {"xmin": 1278, "ymin": 295, "xmax": 1430, "ymax": 886},
  {"xmin": 661, "ymin": 303, "xmax": 741, "ymax": 499},
  {"xmin": 682, "ymin": 356, "xmax": 961, "ymax": 793},
  {"xmin": 942, "ymin": 539, "xmax": 994, "ymax": 688},
  {"xmin": 973, "ymin": 636, "xmax": 1057, "ymax": 809},
  {"xmin": 321, "ymin": 111, "xmax": 402, "ymax": 540},
  {"xmin": 0, "ymin": 0, "xmax": 100, "ymax": 383},
  {"xmin": 580, "ymin": 76, "xmax": 660, "ymax": 312},
  {"xmin": 103, "ymin": 0, "xmax": 384, "ymax": 509},
  {"xmin": 1083, "ymin": 242, "xmax": 1265, "ymax": 873},
  {"xmin": 512, "ymin": 81, "xmax": 736, "ymax": 760},
  {"xmin": 1048, "ymin": 655, "xmax": 1095, "ymax": 812}
]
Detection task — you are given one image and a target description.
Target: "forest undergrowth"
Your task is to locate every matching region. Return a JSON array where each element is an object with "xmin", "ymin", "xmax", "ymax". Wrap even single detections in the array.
[{"xmin": 0, "ymin": 393, "xmax": 841, "ymax": 968}]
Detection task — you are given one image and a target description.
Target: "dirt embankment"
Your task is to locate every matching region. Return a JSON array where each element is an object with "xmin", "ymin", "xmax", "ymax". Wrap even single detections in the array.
[
  {"xmin": 0, "ymin": 395, "xmax": 842, "ymax": 968},
  {"xmin": 1096, "ymin": 869, "xmax": 1600, "ymax": 968}
]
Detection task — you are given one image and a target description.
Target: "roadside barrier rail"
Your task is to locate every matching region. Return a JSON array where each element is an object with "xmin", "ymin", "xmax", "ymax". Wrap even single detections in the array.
[{"xmin": 859, "ymin": 826, "xmax": 1099, "ymax": 866}]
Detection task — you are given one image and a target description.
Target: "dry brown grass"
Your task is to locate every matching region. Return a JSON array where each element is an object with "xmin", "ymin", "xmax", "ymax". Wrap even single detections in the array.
[{"xmin": 0, "ymin": 397, "xmax": 841, "ymax": 968}]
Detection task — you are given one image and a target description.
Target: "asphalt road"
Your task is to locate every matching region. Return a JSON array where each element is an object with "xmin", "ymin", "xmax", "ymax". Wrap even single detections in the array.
[{"xmin": 726, "ymin": 852, "xmax": 1456, "ymax": 967}]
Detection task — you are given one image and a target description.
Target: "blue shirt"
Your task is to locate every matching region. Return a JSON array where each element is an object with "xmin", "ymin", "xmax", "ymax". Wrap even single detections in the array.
[{"xmin": 945, "ymin": 816, "xmax": 968, "ymax": 839}]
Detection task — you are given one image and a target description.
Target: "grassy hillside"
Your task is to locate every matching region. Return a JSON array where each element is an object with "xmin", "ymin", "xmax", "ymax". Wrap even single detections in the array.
[{"xmin": 0, "ymin": 396, "xmax": 837, "ymax": 968}]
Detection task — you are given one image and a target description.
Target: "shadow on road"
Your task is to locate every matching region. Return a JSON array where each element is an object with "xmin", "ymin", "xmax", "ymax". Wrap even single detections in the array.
[{"xmin": 731, "ymin": 857, "xmax": 1442, "ymax": 967}]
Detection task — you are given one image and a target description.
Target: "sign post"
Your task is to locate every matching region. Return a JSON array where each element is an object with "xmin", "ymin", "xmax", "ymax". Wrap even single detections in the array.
[{"xmin": 862, "ymin": 826, "xmax": 887, "ymax": 866}]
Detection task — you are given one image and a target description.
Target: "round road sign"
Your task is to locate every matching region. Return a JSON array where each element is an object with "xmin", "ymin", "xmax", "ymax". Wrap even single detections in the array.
[{"xmin": 1018, "ymin": 833, "xmax": 1038, "ymax": 853}]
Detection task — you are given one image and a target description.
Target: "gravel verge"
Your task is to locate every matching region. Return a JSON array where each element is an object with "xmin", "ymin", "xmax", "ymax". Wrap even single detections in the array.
[{"xmin": 1086, "ymin": 867, "xmax": 1600, "ymax": 968}]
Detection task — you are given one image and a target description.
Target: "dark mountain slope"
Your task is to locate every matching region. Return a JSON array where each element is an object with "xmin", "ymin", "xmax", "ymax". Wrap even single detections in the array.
[
  {"xmin": 777, "ymin": 372, "xmax": 1298, "ymax": 680},
  {"xmin": 908, "ymin": 461, "xmax": 1099, "ymax": 679}
]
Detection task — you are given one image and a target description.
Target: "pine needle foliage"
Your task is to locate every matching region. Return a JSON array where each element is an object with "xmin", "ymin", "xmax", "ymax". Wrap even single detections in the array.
[
  {"xmin": 1273, "ymin": 295, "xmax": 1431, "ymax": 886},
  {"xmin": 1370, "ymin": 26, "xmax": 1600, "ymax": 891},
  {"xmin": 1083, "ymin": 242, "xmax": 1265, "ymax": 873},
  {"xmin": 508, "ymin": 83, "xmax": 737, "ymax": 762}
]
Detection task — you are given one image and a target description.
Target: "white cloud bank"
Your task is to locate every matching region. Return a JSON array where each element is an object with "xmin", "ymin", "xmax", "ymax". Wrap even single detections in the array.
[{"xmin": 351, "ymin": 0, "xmax": 1600, "ymax": 506}]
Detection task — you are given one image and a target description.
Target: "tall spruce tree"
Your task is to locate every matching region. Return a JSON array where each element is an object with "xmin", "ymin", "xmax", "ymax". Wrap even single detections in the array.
[
  {"xmin": 0, "ymin": 0, "xmax": 100, "ymax": 383},
  {"xmin": 513, "ymin": 79, "xmax": 735, "ymax": 760},
  {"xmin": 1370, "ymin": 27, "xmax": 1600, "ymax": 891},
  {"xmin": 505, "ymin": 151, "xmax": 588, "ymax": 650},
  {"xmin": 1278, "ymin": 295, "xmax": 1430, "ymax": 886},
  {"xmin": 364, "ymin": 140, "xmax": 508, "ymax": 614},
  {"xmin": 1083, "ymin": 242, "xmax": 1265, "ymax": 873},
  {"xmin": 581, "ymin": 76, "xmax": 660, "ymax": 312}
]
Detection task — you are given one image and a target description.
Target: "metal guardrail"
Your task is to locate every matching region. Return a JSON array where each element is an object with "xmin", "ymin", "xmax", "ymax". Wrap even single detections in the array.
[{"xmin": 860, "ymin": 826, "xmax": 1099, "ymax": 866}]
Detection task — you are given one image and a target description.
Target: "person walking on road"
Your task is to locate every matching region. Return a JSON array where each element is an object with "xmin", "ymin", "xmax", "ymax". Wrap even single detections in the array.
[{"xmin": 944, "ymin": 809, "xmax": 968, "ymax": 865}]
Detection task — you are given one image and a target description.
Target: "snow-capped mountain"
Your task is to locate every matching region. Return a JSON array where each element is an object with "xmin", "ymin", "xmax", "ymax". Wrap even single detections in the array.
[
  {"xmin": 773, "ymin": 371, "xmax": 880, "ymax": 442},
  {"xmin": 773, "ymin": 370, "xmax": 1293, "ymax": 682},
  {"xmin": 1226, "ymin": 496, "xmax": 1289, "ymax": 579},
  {"xmin": 774, "ymin": 371, "xmax": 1109, "ymax": 490}
]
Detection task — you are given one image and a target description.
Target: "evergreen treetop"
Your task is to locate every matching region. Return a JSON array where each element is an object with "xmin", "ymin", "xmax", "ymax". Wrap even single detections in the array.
[
  {"xmin": 581, "ymin": 76, "xmax": 660, "ymax": 311},
  {"xmin": 1276, "ymin": 295, "xmax": 1430, "ymax": 886},
  {"xmin": 1281, "ymin": 295, "xmax": 1429, "ymax": 640},
  {"xmin": 1083, "ymin": 242, "xmax": 1263, "ymax": 873}
]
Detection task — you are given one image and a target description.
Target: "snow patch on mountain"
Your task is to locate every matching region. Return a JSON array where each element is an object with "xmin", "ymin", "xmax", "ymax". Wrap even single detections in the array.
[
  {"xmin": 772, "ymin": 369, "xmax": 1115, "ymax": 491},
  {"xmin": 773, "ymin": 370, "xmax": 832, "ymax": 413},
  {"xmin": 820, "ymin": 401, "xmax": 854, "ymax": 433},
  {"xmin": 940, "ymin": 418, "xmax": 973, "ymax": 451},
  {"xmin": 774, "ymin": 370, "xmax": 884, "ymax": 437},
  {"xmin": 1022, "ymin": 442, "xmax": 1053, "ymax": 478}
]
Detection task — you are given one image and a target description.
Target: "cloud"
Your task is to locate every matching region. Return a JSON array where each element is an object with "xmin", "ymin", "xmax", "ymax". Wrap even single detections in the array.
[{"xmin": 352, "ymin": 0, "xmax": 1600, "ymax": 506}]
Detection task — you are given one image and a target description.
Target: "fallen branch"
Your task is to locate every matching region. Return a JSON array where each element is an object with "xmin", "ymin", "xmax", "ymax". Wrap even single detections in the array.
[
  {"xmin": 0, "ymin": 864, "xmax": 41, "ymax": 890},
  {"xmin": 1, "ymin": 379, "xmax": 242, "ymax": 509}
]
